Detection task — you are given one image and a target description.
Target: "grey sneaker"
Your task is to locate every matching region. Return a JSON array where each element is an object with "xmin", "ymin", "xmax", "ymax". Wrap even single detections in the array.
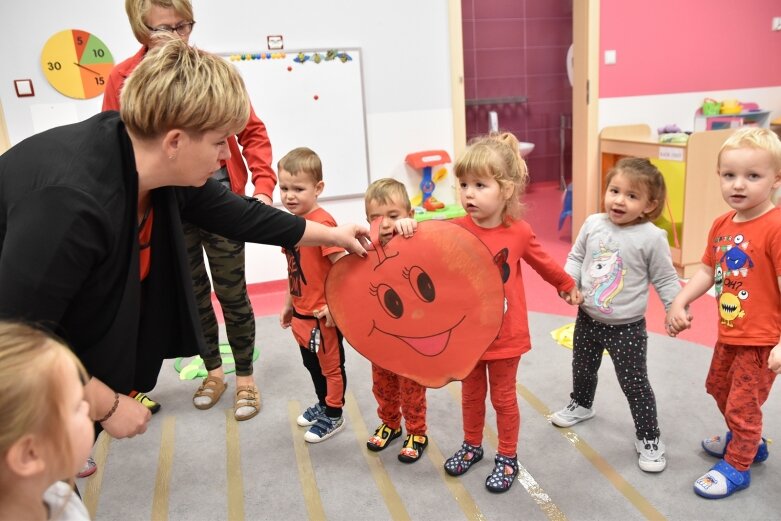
[
  {"xmin": 296, "ymin": 402, "xmax": 325, "ymax": 427},
  {"xmin": 304, "ymin": 415, "xmax": 345, "ymax": 443},
  {"xmin": 635, "ymin": 437, "xmax": 666, "ymax": 472},
  {"xmin": 550, "ymin": 399, "xmax": 596, "ymax": 427}
]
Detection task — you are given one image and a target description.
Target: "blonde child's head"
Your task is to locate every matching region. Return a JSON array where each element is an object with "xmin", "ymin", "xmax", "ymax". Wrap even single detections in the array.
[
  {"xmin": 365, "ymin": 178, "xmax": 412, "ymax": 215},
  {"xmin": 364, "ymin": 179, "xmax": 413, "ymax": 246},
  {"xmin": 277, "ymin": 147, "xmax": 323, "ymax": 183},
  {"xmin": 125, "ymin": 0, "xmax": 194, "ymax": 47},
  {"xmin": 0, "ymin": 322, "xmax": 92, "ymax": 488},
  {"xmin": 718, "ymin": 127, "xmax": 781, "ymax": 172},
  {"xmin": 455, "ymin": 132, "xmax": 529, "ymax": 224},
  {"xmin": 604, "ymin": 157, "xmax": 666, "ymax": 222},
  {"xmin": 120, "ymin": 36, "xmax": 250, "ymax": 138}
]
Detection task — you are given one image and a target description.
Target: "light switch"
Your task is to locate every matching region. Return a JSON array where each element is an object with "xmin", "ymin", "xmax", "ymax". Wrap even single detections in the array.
[
  {"xmin": 604, "ymin": 49, "xmax": 617, "ymax": 65},
  {"xmin": 773, "ymin": 17, "xmax": 781, "ymax": 31}
]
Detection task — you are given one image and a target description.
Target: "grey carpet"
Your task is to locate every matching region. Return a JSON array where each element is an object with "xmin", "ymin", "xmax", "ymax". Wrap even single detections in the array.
[{"xmin": 79, "ymin": 312, "xmax": 781, "ymax": 521}]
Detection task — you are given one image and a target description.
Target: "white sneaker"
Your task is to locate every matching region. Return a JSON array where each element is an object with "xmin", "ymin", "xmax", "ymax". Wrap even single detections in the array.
[
  {"xmin": 550, "ymin": 399, "xmax": 595, "ymax": 427},
  {"xmin": 635, "ymin": 437, "xmax": 666, "ymax": 472}
]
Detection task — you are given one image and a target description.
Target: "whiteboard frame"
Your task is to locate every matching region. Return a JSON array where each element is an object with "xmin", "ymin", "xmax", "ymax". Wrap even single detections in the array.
[{"xmin": 220, "ymin": 47, "xmax": 371, "ymax": 202}]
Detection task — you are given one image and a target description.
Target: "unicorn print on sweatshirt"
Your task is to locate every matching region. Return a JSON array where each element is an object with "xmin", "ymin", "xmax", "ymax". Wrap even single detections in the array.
[{"xmin": 587, "ymin": 241, "xmax": 625, "ymax": 314}]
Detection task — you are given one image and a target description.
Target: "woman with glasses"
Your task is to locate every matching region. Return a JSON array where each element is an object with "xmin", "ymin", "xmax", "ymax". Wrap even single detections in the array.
[
  {"xmin": 0, "ymin": 36, "xmax": 368, "ymax": 448},
  {"xmin": 104, "ymin": 0, "xmax": 277, "ymax": 424}
]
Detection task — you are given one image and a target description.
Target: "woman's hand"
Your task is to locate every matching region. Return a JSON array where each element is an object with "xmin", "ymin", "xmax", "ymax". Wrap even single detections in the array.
[{"xmin": 100, "ymin": 395, "xmax": 151, "ymax": 438}]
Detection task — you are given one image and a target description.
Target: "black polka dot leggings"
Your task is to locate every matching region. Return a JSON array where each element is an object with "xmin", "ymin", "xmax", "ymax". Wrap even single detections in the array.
[{"xmin": 570, "ymin": 308, "xmax": 660, "ymax": 440}]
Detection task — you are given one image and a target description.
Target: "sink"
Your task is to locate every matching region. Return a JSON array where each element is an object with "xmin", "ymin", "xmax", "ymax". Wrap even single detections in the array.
[{"xmin": 519, "ymin": 142, "xmax": 535, "ymax": 157}]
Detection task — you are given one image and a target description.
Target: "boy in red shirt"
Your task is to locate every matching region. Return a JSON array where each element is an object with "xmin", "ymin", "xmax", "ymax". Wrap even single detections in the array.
[
  {"xmin": 278, "ymin": 148, "xmax": 347, "ymax": 442},
  {"xmin": 667, "ymin": 127, "xmax": 781, "ymax": 498}
]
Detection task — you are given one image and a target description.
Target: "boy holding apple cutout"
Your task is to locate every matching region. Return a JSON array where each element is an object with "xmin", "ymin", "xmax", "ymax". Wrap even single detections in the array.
[{"xmin": 362, "ymin": 179, "xmax": 430, "ymax": 463}]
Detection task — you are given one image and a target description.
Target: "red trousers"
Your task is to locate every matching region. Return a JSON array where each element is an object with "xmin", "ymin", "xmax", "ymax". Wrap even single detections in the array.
[
  {"xmin": 291, "ymin": 315, "xmax": 345, "ymax": 410},
  {"xmin": 371, "ymin": 364, "xmax": 427, "ymax": 435},
  {"xmin": 706, "ymin": 343, "xmax": 777, "ymax": 471},
  {"xmin": 462, "ymin": 357, "xmax": 521, "ymax": 457}
]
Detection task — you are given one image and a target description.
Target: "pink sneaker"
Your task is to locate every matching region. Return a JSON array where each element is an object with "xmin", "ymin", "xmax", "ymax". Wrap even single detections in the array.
[{"xmin": 76, "ymin": 457, "xmax": 96, "ymax": 478}]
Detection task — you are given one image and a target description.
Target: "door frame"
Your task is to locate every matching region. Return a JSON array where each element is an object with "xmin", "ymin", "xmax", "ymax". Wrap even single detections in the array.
[{"xmin": 572, "ymin": 0, "xmax": 600, "ymax": 235}]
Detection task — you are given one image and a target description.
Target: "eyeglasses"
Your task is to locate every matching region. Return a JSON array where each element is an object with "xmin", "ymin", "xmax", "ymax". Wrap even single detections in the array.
[{"xmin": 146, "ymin": 21, "xmax": 196, "ymax": 37}]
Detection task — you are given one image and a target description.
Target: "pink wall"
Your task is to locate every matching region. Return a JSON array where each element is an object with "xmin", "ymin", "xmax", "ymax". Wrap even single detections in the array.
[{"xmin": 600, "ymin": 0, "xmax": 781, "ymax": 98}]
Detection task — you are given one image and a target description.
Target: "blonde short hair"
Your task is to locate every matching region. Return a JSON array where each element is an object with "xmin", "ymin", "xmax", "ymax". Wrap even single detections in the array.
[
  {"xmin": 719, "ymin": 127, "xmax": 781, "ymax": 172},
  {"xmin": 277, "ymin": 147, "xmax": 323, "ymax": 183},
  {"xmin": 125, "ymin": 0, "xmax": 194, "ymax": 46},
  {"xmin": 0, "ymin": 322, "xmax": 88, "ymax": 475},
  {"xmin": 455, "ymin": 132, "xmax": 529, "ymax": 224},
  {"xmin": 120, "ymin": 35, "xmax": 250, "ymax": 138},
  {"xmin": 365, "ymin": 178, "xmax": 411, "ymax": 214}
]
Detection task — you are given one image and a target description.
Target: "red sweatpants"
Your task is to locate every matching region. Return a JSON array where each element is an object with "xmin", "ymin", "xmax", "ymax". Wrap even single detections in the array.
[
  {"xmin": 706, "ymin": 343, "xmax": 777, "ymax": 471},
  {"xmin": 371, "ymin": 364, "xmax": 427, "ymax": 435},
  {"xmin": 462, "ymin": 357, "xmax": 521, "ymax": 457},
  {"xmin": 291, "ymin": 316, "xmax": 345, "ymax": 410}
]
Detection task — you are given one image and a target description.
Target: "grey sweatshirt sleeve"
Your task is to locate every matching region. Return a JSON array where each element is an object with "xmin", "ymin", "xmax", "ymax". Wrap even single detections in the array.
[
  {"xmin": 565, "ymin": 214, "xmax": 591, "ymax": 288},
  {"xmin": 647, "ymin": 227, "xmax": 681, "ymax": 310}
]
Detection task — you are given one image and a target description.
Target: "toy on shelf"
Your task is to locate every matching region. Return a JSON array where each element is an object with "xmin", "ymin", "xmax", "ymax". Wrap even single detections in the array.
[
  {"xmin": 405, "ymin": 150, "xmax": 450, "ymax": 211},
  {"xmin": 404, "ymin": 150, "xmax": 465, "ymax": 222}
]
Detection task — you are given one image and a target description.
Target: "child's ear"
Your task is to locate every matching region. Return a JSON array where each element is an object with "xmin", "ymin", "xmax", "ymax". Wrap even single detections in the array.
[
  {"xmin": 4, "ymin": 435, "xmax": 46, "ymax": 478},
  {"xmin": 644, "ymin": 199, "xmax": 659, "ymax": 216},
  {"xmin": 315, "ymin": 180, "xmax": 324, "ymax": 196}
]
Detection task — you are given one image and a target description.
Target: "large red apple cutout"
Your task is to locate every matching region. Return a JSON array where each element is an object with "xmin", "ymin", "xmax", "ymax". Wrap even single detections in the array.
[{"xmin": 325, "ymin": 219, "xmax": 504, "ymax": 388}]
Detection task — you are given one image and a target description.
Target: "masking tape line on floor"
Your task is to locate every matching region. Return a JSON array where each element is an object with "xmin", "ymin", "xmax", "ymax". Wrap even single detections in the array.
[
  {"xmin": 344, "ymin": 392, "xmax": 411, "ymax": 521},
  {"xmin": 225, "ymin": 409, "xmax": 246, "ymax": 521},
  {"xmin": 446, "ymin": 383, "xmax": 566, "ymax": 521},
  {"xmin": 288, "ymin": 400, "xmax": 327, "ymax": 520},
  {"xmin": 82, "ymin": 431, "xmax": 112, "ymax": 518},
  {"xmin": 516, "ymin": 383, "xmax": 666, "ymax": 521},
  {"xmin": 151, "ymin": 416, "xmax": 176, "ymax": 521}
]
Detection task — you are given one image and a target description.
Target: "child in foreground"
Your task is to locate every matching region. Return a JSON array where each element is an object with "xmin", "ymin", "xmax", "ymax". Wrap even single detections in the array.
[
  {"xmin": 550, "ymin": 157, "xmax": 680, "ymax": 473},
  {"xmin": 363, "ymin": 178, "xmax": 430, "ymax": 463},
  {"xmin": 278, "ymin": 147, "xmax": 348, "ymax": 443},
  {"xmin": 667, "ymin": 127, "xmax": 781, "ymax": 499},
  {"xmin": 0, "ymin": 322, "xmax": 93, "ymax": 520}
]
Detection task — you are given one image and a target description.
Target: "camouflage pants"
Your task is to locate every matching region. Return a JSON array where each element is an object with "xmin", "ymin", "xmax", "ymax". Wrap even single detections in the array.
[{"xmin": 183, "ymin": 221, "xmax": 256, "ymax": 376}]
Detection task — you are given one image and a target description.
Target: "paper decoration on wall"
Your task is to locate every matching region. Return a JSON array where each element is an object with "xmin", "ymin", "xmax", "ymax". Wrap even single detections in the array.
[{"xmin": 325, "ymin": 219, "xmax": 505, "ymax": 388}]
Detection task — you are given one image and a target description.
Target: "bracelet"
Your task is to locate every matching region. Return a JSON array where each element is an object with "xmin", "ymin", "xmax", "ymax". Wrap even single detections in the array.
[{"xmin": 97, "ymin": 392, "xmax": 120, "ymax": 423}]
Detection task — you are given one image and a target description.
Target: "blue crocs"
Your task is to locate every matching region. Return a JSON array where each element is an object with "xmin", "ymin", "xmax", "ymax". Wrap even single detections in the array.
[
  {"xmin": 694, "ymin": 460, "xmax": 750, "ymax": 499},
  {"xmin": 701, "ymin": 431, "xmax": 769, "ymax": 463}
]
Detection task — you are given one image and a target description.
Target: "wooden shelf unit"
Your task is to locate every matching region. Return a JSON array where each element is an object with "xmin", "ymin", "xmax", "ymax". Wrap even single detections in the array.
[{"xmin": 599, "ymin": 124, "xmax": 734, "ymax": 278}]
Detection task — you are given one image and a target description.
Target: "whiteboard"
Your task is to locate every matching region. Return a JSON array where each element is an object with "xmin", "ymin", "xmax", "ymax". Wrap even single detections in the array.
[{"xmin": 222, "ymin": 48, "xmax": 370, "ymax": 201}]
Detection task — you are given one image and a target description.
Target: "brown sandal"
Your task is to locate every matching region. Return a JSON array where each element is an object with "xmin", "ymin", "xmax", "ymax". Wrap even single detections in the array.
[
  {"xmin": 234, "ymin": 385, "xmax": 260, "ymax": 421},
  {"xmin": 193, "ymin": 376, "xmax": 227, "ymax": 410}
]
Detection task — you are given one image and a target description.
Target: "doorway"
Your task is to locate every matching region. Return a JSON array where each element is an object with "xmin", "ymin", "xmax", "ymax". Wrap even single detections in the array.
[
  {"xmin": 456, "ymin": 0, "xmax": 574, "ymax": 187},
  {"xmin": 449, "ymin": 0, "xmax": 600, "ymax": 236}
]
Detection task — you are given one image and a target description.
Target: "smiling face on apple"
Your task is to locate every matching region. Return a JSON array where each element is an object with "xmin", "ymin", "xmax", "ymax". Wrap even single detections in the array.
[{"xmin": 325, "ymin": 219, "xmax": 504, "ymax": 388}]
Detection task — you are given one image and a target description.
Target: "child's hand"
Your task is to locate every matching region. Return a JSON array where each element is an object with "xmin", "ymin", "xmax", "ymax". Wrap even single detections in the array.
[
  {"xmin": 314, "ymin": 305, "xmax": 335, "ymax": 327},
  {"xmin": 665, "ymin": 305, "xmax": 692, "ymax": 337},
  {"xmin": 394, "ymin": 218, "xmax": 418, "ymax": 238},
  {"xmin": 768, "ymin": 344, "xmax": 781, "ymax": 374},
  {"xmin": 559, "ymin": 286, "xmax": 582, "ymax": 306},
  {"xmin": 280, "ymin": 305, "xmax": 293, "ymax": 329}
]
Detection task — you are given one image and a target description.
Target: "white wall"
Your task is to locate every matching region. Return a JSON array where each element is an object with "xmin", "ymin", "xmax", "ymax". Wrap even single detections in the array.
[
  {"xmin": 0, "ymin": 0, "xmax": 458, "ymax": 284},
  {"xmin": 598, "ymin": 87, "xmax": 781, "ymax": 133}
]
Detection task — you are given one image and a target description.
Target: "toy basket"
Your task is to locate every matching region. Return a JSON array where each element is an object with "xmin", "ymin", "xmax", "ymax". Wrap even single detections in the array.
[{"xmin": 701, "ymin": 98, "xmax": 721, "ymax": 116}]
